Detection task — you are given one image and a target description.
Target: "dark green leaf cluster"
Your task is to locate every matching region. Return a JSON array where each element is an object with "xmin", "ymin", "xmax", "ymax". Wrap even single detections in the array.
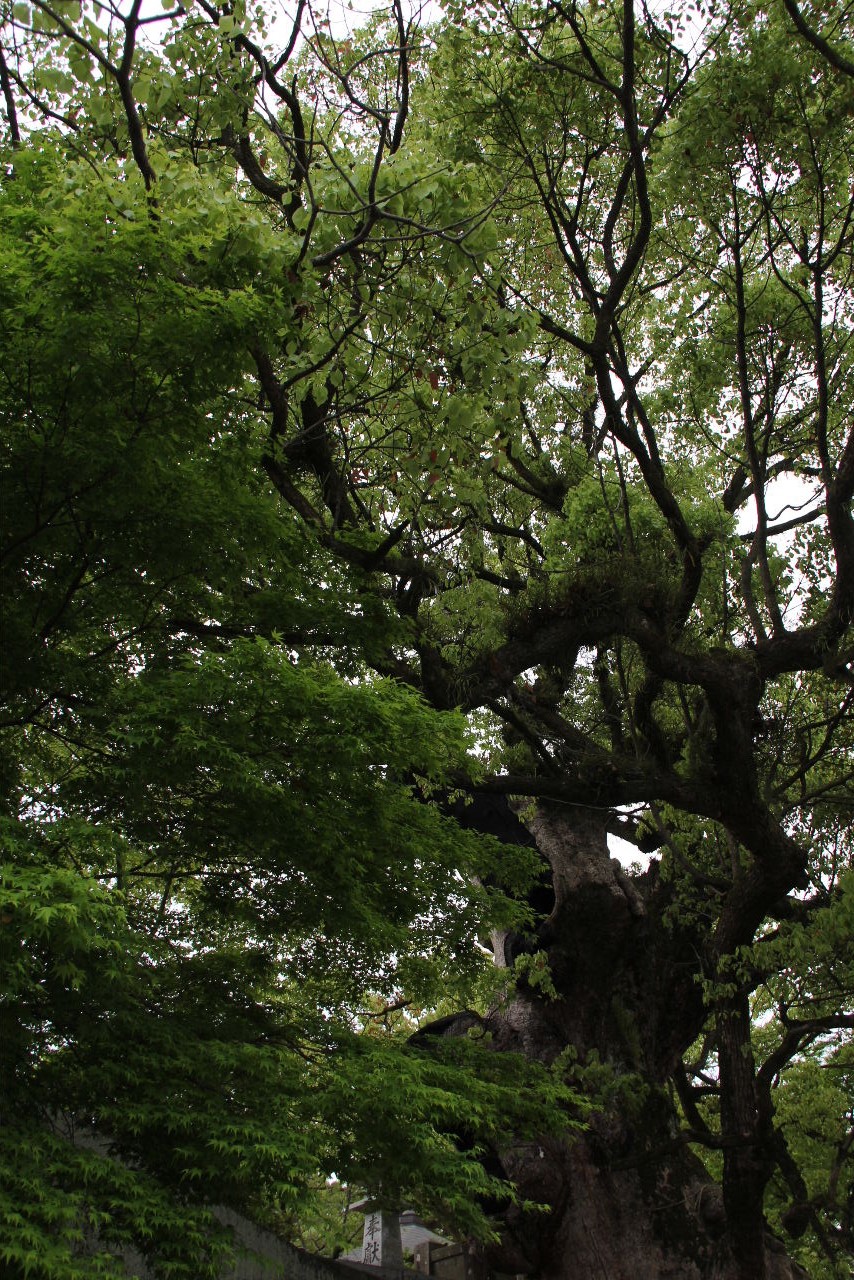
[{"xmin": 0, "ymin": 142, "xmax": 561, "ymax": 1277}]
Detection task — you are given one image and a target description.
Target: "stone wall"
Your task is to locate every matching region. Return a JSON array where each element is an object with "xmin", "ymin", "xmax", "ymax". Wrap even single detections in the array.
[
  {"xmin": 214, "ymin": 1208, "xmax": 411, "ymax": 1280},
  {"xmin": 95, "ymin": 1206, "xmax": 413, "ymax": 1280}
]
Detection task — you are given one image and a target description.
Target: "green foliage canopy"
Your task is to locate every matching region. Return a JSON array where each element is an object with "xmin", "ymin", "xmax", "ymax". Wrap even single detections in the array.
[
  {"xmin": 1, "ymin": 0, "xmax": 853, "ymax": 1275},
  {"xmin": 0, "ymin": 136, "xmax": 569, "ymax": 1279}
]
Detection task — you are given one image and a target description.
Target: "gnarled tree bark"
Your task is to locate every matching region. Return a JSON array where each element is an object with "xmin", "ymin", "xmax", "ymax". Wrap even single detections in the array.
[{"xmin": 437, "ymin": 803, "xmax": 810, "ymax": 1280}]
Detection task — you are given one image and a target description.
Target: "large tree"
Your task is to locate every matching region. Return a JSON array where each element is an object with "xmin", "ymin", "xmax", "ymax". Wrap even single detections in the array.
[{"xmin": 1, "ymin": 1, "xmax": 852, "ymax": 1279}]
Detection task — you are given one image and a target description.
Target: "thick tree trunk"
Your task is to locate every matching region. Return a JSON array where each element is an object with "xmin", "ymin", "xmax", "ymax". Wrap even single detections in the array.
[
  {"xmin": 481, "ymin": 999, "xmax": 805, "ymax": 1280},
  {"xmin": 457, "ymin": 805, "xmax": 808, "ymax": 1280}
]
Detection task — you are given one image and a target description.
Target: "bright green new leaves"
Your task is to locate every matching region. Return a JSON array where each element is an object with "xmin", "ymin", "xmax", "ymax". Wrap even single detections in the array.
[
  {"xmin": 0, "ymin": 135, "xmax": 565, "ymax": 1279},
  {"xmin": 315, "ymin": 1034, "xmax": 582, "ymax": 1239}
]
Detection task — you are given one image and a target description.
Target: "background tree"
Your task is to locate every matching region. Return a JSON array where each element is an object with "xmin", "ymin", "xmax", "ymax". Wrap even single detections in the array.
[{"xmin": 1, "ymin": 1, "xmax": 852, "ymax": 1279}]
